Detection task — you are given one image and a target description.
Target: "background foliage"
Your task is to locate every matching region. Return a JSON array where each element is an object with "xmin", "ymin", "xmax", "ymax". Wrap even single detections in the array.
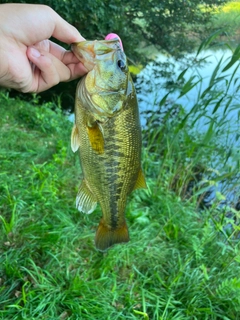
[
  {"xmin": 0, "ymin": 45, "xmax": 240, "ymax": 317},
  {"xmin": 0, "ymin": 0, "xmax": 240, "ymax": 315},
  {"xmin": 0, "ymin": 0, "xmax": 228, "ymax": 57},
  {"xmin": 0, "ymin": 0, "xmax": 228, "ymax": 108}
]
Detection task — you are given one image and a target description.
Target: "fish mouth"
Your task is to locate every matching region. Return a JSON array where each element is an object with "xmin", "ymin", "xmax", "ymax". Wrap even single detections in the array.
[
  {"xmin": 93, "ymin": 84, "xmax": 126, "ymax": 95},
  {"xmin": 71, "ymin": 39, "xmax": 123, "ymax": 72},
  {"xmin": 73, "ymin": 39, "xmax": 128, "ymax": 121},
  {"xmin": 71, "ymin": 41, "xmax": 94, "ymax": 71}
]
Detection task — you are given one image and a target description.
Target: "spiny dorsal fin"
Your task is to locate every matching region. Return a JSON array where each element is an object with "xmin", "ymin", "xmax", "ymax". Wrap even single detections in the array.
[
  {"xmin": 76, "ymin": 180, "xmax": 97, "ymax": 214},
  {"xmin": 133, "ymin": 168, "xmax": 147, "ymax": 190},
  {"xmin": 95, "ymin": 218, "xmax": 129, "ymax": 252},
  {"xmin": 71, "ymin": 124, "xmax": 80, "ymax": 153},
  {"xmin": 87, "ymin": 122, "xmax": 104, "ymax": 154}
]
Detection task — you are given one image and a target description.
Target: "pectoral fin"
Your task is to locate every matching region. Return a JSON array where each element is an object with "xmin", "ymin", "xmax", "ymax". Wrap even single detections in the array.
[
  {"xmin": 76, "ymin": 180, "xmax": 97, "ymax": 214},
  {"xmin": 87, "ymin": 122, "xmax": 104, "ymax": 154},
  {"xmin": 71, "ymin": 124, "xmax": 80, "ymax": 153},
  {"xmin": 133, "ymin": 168, "xmax": 147, "ymax": 190}
]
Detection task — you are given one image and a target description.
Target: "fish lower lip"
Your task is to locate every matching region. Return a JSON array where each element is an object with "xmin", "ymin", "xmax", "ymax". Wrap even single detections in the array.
[{"xmin": 97, "ymin": 88, "xmax": 125, "ymax": 95}]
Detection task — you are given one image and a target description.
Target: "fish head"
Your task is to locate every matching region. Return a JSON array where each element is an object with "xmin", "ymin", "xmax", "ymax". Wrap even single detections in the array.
[{"xmin": 72, "ymin": 39, "xmax": 129, "ymax": 121}]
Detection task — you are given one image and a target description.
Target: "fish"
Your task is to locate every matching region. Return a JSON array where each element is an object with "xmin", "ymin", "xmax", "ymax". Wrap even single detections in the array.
[{"xmin": 71, "ymin": 38, "xmax": 146, "ymax": 252}]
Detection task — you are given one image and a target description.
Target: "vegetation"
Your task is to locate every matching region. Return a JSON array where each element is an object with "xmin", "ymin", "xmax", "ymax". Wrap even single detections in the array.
[
  {"xmin": 0, "ymin": 38, "xmax": 240, "ymax": 318},
  {"xmin": 0, "ymin": 0, "xmax": 228, "ymax": 108},
  {"xmin": 209, "ymin": 1, "xmax": 240, "ymax": 42},
  {"xmin": 0, "ymin": 0, "xmax": 227, "ymax": 58}
]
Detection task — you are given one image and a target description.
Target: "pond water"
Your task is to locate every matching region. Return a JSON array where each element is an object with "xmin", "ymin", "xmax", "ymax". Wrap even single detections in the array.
[
  {"xmin": 136, "ymin": 48, "xmax": 240, "ymax": 205},
  {"xmin": 137, "ymin": 48, "xmax": 240, "ymax": 138}
]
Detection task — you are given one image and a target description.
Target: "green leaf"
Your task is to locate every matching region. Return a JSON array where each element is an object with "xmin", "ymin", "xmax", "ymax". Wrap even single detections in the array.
[
  {"xmin": 177, "ymin": 68, "xmax": 189, "ymax": 81},
  {"xmin": 222, "ymin": 44, "xmax": 240, "ymax": 72},
  {"xmin": 178, "ymin": 76, "xmax": 201, "ymax": 98},
  {"xmin": 224, "ymin": 96, "xmax": 233, "ymax": 114},
  {"xmin": 196, "ymin": 29, "xmax": 225, "ymax": 56},
  {"xmin": 212, "ymin": 96, "xmax": 225, "ymax": 114},
  {"xmin": 159, "ymin": 92, "xmax": 170, "ymax": 107},
  {"xmin": 209, "ymin": 56, "xmax": 224, "ymax": 87}
]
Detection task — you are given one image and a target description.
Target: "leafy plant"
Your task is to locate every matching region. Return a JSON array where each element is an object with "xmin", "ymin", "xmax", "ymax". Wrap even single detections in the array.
[
  {"xmin": 0, "ymin": 0, "xmax": 228, "ymax": 109},
  {"xmin": 0, "ymin": 37, "xmax": 240, "ymax": 319}
]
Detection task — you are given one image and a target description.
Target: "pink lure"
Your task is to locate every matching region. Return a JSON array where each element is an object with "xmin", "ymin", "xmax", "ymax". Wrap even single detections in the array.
[{"xmin": 105, "ymin": 33, "xmax": 123, "ymax": 51}]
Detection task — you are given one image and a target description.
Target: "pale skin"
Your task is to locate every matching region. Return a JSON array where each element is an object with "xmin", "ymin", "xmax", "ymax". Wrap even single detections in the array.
[{"xmin": 0, "ymin": 3, "xmax": 88, "ymax": 93}]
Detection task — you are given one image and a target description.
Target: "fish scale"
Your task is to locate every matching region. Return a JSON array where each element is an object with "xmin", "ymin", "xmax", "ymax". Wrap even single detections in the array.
[{"xmin": 71, "ymin": 39, "xmax": 146, "ymax": 251}]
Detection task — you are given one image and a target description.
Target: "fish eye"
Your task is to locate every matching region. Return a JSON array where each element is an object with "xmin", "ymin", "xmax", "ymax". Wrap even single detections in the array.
[{"xmin": 117, "ymin": 59, "xmax": 126, "ymax": 71}]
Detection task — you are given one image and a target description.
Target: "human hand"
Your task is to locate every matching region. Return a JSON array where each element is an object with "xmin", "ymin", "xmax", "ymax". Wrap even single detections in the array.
[{"xmin": 0, "ymin": 3, "xmax": 87, "ymax": 93}]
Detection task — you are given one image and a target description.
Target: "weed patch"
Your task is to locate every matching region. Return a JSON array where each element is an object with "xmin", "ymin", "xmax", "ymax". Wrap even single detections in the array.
[{"xmin": 0, "ymin": 42, "xmax": 240, "ymax": 320}]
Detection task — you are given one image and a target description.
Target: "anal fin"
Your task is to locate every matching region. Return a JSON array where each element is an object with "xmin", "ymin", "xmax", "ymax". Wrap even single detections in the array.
[
  {"xmin": 76, "ymin": 180, "xmax": 97, "ymax": 214},
  {"xmin": 133, "ymin": 168, "xmax": 147, "ymax": 190}
]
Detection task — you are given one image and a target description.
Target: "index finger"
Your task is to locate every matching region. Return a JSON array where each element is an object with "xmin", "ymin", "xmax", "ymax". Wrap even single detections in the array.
[
  {"xmin": 49, "ymin": 7, "xmax": 86, "ymax": 44},
  {"xmin": 33, "ymin": 40, "xmax": 81, "ymax": 64},
  {"xmin": 0, "ymin": 3, "xmax": 85, "ymax": 45}
]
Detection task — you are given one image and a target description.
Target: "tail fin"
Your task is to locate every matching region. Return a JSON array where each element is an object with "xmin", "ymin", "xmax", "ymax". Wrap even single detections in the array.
[{"xmin": 95, "ymin": 219, "xmax": 129, "ymax": 252}]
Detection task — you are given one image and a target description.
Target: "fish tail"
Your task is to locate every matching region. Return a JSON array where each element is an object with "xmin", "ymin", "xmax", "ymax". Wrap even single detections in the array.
[{"xmin": 95, "ymin": 218, "xmax": 129, "ymax": 252}]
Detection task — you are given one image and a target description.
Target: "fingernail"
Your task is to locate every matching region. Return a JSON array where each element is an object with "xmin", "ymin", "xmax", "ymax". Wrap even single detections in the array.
[{"xmin": 30, "ymin": 47, "xmax": 41, "ymax": 58}]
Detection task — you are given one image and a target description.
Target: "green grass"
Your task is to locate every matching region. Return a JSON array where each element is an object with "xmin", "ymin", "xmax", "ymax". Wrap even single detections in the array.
[
  {"xmin": 0, "ymin": 43, "xmax": 240, "ymax": 320},
  {"xmin": 209, "ymin": 1, "xmax": 240, "ymax": 40}
]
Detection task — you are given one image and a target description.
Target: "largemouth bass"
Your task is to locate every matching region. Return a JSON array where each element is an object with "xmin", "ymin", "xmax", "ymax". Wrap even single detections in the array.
[{"xmin": 71, "ymin": 38, "xmax": 146, "ymax": 251}]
